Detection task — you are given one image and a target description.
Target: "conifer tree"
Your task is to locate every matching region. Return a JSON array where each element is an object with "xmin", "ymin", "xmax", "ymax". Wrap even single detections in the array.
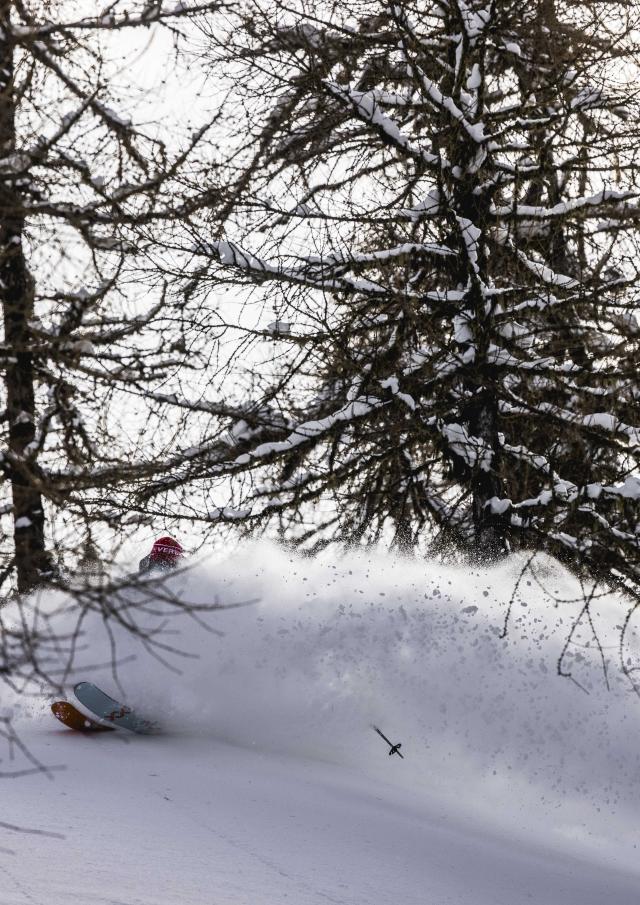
[
  {"xmin": 0, "ymin": 1, "xmax": 220, "ymax": 592},
  {"xmin": 154, "ymin": 0, "xmax": 640, "ymax": 601}
]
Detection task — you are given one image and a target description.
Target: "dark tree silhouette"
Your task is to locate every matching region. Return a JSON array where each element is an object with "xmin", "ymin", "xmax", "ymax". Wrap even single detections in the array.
[{"xmin": 136, "ymin": 1, "xmax": 640, "ymax": 603}]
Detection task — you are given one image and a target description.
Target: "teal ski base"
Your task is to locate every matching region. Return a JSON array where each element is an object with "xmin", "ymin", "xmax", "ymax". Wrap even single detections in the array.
[{"xmin": 74, "ymin": 682, "xmax": 159, "ymax": 735}]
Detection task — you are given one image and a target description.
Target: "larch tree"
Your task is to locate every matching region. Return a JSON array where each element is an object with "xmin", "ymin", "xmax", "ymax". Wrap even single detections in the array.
[
  {"xmin": 141, "ymin": 0, "xmax": 640, "ymax": 603},
  {"xmin": 0, "ymin": 0, "xmax": 223, "ymax": 593}
]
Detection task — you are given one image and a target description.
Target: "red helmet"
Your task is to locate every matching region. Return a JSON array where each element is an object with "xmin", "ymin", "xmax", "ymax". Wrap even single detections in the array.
[{"xmin": 149, "ymin": 536, "xmax": 184, "ymax": 567}]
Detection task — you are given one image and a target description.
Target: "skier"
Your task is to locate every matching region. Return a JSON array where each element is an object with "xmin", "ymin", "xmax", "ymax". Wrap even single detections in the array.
[{"xmin": 138, "ymin": 535, "xmax": 184, "ymax": 574}]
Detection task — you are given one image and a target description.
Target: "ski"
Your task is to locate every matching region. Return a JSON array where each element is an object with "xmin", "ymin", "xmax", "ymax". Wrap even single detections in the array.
[
  {"xmin": 74, "ymin": 682, "xmax": 159, "ymax": 735},
  {"xmin": 51, "ymin": 701, "xmax": 114, "ymax": 733}
]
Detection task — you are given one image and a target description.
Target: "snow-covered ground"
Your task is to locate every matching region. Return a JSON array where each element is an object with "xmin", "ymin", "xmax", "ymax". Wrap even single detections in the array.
[{"xmin": 4, "ymin": 542, "xmax": 640, "ymax": 904}]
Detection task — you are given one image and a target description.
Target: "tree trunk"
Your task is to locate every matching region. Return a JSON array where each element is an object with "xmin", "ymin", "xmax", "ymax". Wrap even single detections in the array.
[
  {"xmin": 468, "ymin": 392, "xmax": 504, "ymax": 555},
  {"xmin": 453, "ymin": 163, "xmax": 505, "ymax": 555},
  {"xmin": 0, "ymin": 4, "xmax": 52, "ymax": 593}
]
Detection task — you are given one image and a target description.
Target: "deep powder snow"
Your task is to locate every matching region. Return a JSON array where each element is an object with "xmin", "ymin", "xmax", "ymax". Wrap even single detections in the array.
[{"xmin": 3, "ymin": 541, "xmax": 640, "ymax": 903}]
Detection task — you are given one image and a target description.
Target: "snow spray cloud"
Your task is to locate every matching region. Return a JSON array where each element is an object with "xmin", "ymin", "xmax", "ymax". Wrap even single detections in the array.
[{"xmin": 19, "ymin": 540, "xmax": 640, "ymax": 873}]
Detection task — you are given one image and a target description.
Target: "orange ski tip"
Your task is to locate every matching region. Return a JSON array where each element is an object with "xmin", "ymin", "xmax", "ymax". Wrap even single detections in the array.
[{"xmin": 51, "ymin": 701, "xmax": 114, "ymax": 732}]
